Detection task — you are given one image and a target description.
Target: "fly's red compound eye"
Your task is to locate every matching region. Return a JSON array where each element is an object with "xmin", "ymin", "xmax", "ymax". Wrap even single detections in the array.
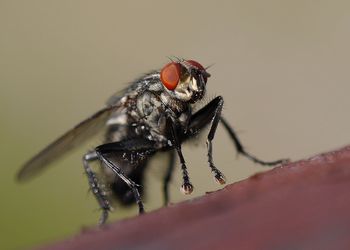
[
  {"xmin": 186, "ymin": 60, "xmax": 205, "ymax": 71},
  {"xmin": 160, "ymin": 62, "xmax": 181, "ymax": 90}
]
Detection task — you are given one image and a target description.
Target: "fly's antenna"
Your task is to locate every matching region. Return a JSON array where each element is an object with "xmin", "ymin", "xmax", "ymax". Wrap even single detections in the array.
[
  {"xmin": 205, "ymin": 63, "xmax": 215, "ymax": 70},
  {"xmin": 166, "ymin": 56, "xmax": 175, "ymax": 62},
  {"xmin": 167, "ymin": 55, "xmax": 185, "ymax": 63}
]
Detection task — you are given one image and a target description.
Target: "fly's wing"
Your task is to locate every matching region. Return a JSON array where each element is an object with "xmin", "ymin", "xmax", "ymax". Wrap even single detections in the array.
[{"xmin": 17, "ymin": 106, "xmax": 118, "ymax": 181}]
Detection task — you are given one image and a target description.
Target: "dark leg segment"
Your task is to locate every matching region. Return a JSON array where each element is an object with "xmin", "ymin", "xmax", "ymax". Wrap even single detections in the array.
[
  {"xmin": 111, "ymin": 160, "xmax": 148, "ymax": 206},
  {"xmin": 184, "ymin": 96, "xmax": 226, "ymax": 184},
  {"xmin": 220, "ymin": 117, "xmax": 288, "ymax": 166},
  {"xmin": 204, "ymin": 96, "xmax": 226, "ymax": 184},
  {"xmin": 163, "ymin": 150, "xmax": 176, "ymax": 205},
  {"xmin": 83, "ymin": 151, "xmax": 111, "ymax": 225},
  {"xmin": 95, "ymin": 139, "xmax": 156, "ymax": 215},
  {"xmin": 167, "ymin": 117, "xmax": 193, "ymax": 195},
  {"xmin": 184, "ymin": 96, "xmax": 287, "ymax": 168}
]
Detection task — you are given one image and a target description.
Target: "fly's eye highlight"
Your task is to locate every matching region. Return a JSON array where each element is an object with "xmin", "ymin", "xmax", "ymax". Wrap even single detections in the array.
[{"xmin": 160, "ymin": 62, "xmax": 181, "ymax": 90}]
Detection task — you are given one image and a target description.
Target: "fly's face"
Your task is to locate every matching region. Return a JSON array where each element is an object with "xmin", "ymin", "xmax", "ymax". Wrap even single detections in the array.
[{"xmin": 160, "ymin": 60, "xmax": 210, "ymax": 103}]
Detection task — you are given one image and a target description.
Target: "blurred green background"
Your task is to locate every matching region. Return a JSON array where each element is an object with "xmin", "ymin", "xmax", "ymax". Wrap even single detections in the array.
[{"xmin": 1, "ymin": 1, "xmax": 350, "ymax": 249}]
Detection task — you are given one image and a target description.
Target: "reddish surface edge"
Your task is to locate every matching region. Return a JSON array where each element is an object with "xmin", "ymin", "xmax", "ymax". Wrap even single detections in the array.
[{"xmin": 40, "ymin": 145, "xmax": 350, "ymax": 250}]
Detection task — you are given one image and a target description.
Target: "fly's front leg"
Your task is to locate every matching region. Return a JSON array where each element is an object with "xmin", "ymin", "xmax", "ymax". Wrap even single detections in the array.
[
  {"xmin": 182, "ymin": 96, "xmax": 227, "ymax": 184},
  {"xmin": 187, "ymin": 96, "xmax": 288, "ymax": 167},
  {"xmin": 167, "ymin": 117, "xmax": 193, "ymax": 195},
  {"xmin": 202, "ymin": 96, "xmax": 226, "ymax": 184},
  {"xmin": 95, "ymin": 139, "xmax": 156, "ymax": 215},
  {"xmin": 83, "ymin": 151, "xmax": 111, "ymax": 225}
]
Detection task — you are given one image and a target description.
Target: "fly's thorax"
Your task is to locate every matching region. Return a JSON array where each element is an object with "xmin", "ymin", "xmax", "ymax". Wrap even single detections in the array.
[
  {"xmin": 159, "ymin": 91, "xmax": 190, "ymax": 114},
  {"xmin": 127, "ymin": 90, "xmax": 190, "ymax": 144}
]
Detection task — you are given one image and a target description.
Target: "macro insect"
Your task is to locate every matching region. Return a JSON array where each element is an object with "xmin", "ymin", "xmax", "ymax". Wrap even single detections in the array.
[{"xmin": 17, "ymin": 58, "xmax": 287, "ymax": 224}]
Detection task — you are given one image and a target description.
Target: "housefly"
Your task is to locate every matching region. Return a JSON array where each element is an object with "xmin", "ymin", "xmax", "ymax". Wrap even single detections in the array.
[{"xmin": 17, "ymin": 58, "xmax": 287, "ymax": 224}]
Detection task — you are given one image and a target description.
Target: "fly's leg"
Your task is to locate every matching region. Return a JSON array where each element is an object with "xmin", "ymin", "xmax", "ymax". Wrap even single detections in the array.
[
  {"xmin": 163, "ymin": 150, "xmax": 176, "ymax": 205},
  {"xmin": 186, "ymin": 96, "xmax": 288, "ymax": 167},
  {"xmin": 95, "ymin": 139, "xmax": 156, "ymax": 214},
  {"xmin": 220, "ymin": 117, "xmax": 289, "ymax": 166},
  {"xmin": 204, "ymin": 97, "xmax": 226, "ymax": 184},
  {"xmin": 97, "ymin": 153, "xmax": 144, "ymax": 214},
  {"xmin": 184, "ymin": 96, "xmax": 226, "ymax": 184},
  {"xmin": 83, "ymin": 151, "xmax": 111, "ymax": 225},
  {"xmin": 167, "ymin": 117, "xmax": 193, "ymax": 195}
]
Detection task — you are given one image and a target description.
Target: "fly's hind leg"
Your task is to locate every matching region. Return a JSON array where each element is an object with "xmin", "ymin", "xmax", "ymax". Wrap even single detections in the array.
[
  {"xmin": 95, "ymin": 139, "xmax": 156, "ymax": 215},
  {"xmin": 83, "ymin": 151, "xmax": 111, "ymax": 225}
]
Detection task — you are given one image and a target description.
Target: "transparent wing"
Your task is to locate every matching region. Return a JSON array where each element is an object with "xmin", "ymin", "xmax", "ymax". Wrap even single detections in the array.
[{"xmin": 17, "ymin": 106, "xmax": 117, "ymax": 181}]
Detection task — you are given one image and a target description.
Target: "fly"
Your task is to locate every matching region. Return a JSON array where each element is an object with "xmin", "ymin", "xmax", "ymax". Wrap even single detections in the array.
[{"xmin": 17, "ymin": 58, "xmax": 288, "ymax": 224}]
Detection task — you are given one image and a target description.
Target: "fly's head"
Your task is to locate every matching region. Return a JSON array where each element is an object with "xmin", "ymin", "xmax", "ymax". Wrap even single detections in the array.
[{"xmin": 160, "ymin": 59, "xmax": 210, "ymax": 103}]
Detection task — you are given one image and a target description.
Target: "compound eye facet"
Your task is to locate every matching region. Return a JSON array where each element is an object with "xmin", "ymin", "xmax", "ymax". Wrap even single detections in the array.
[
  {"xmin": 160, "ymin": 62, "xmax": 181, "ymax": 90},
  {"xmin": 186, "ymin": 60, "xmax": 205, "ymax": 71}
]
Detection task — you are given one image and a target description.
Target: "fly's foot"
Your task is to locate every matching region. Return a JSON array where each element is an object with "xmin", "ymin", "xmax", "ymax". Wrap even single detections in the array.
[
  {"xmin": 259, "ymin": 158, "xmax": 291, "ymax": 167},
  {"xmin": 181, "ymin": 182, "xmax": 194, "ymax": 195},
  {"xmin": 280, "ymin": 158, "xmax": 291, "ymax": 165},
  {"xmin": 98, "ymin": 208, "xmax": 110, "ymax": 226},
  {"xmin": 138, "ymin": 203, "xmax": 145, "ymax": 214},
  {"xmin": 213, "ymin": 170, "xmax": 226, "ymax": 185},
  {"xmin": 208, "ymin": 162, "xmax": 226, "ymax": 185}
]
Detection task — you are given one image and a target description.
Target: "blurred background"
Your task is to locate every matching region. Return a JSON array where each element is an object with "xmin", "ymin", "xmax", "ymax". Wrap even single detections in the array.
[{"xmin": 1, "ymin": 1, "xmax": 350, "ymax": 249}]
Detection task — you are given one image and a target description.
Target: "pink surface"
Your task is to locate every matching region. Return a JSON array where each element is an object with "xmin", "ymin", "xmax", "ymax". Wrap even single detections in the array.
[{"xmin": 42, "ymin": 146, "xmax": 350, "ymax": 250}]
